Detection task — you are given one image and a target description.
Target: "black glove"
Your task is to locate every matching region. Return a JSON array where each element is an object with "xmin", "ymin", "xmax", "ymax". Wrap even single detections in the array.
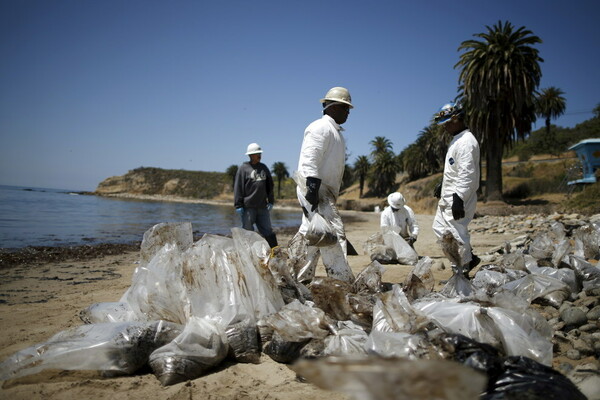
[
  {"xmin": 305, "ymin": 177, "xmax": 321, "ymax": 212},
  {"xmin": 433, "ymin": 182, "xmax": 442, "ymax": 199},
  {"xmin": 451, "ymin": 193, "xmax": 465, "ymax": 220},
  {"xmin": 406, "ymin": 236, "xmax": 416, "ymax": 246}
]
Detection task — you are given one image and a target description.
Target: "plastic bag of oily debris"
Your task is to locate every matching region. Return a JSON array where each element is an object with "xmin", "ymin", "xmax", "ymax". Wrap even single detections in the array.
[
  {"xmin": 263, "ymin": 331, "xmax": 310, "ymax": 364},
  {"xmin": 353, "ymin": 260, "xmax": 385, "ymax": 293},
  {"xmin": 528, "ymin": 233, "xmax": 555, "ymax": 260},
  {"xmin": 502, "ymin": 274, "xmax": 571, "ymax": 307},
  {"xmin": 262, "ymin": 300, "xmax": 330, "ymax": 342},
  {"xmin": 149, "ymin": 317, "xmax": 227, "ymax": 386},
  {"xmin": 526, "ymin": 264, "xmax": 580, "ymax": 297},
  {"xmin": 80, "ymin": 301, "xmax": 138, "ymax": 324},
  {"xmin": 372, "ymin": 285, "xmax": 429, "ymax": 334},
  {"xmin": 323, "ymin": 321, "xmax": 368, "ymax": 356},
  {"xmin": 267, "ymin": 245, "xmax": 312, "ymax": 304},
  {"xmin": 365, "ymin": 331, "xmax": 428, "ymax": 359},
  {"xmin": 0, "ymin": 321, "xmax": 182, "ymax": 381},
  {"xmin": 305, "ymin": 211, "xmax": 338, "ymax": 246},
  {"xmin": 382, "ymin": 226, "xmax": 418, "ymax": 265},
  {"xmin": 140, "ymin": 222, "xmax": 194, "ymax": 267},
  {"xmin": 403, "ymin": 256, "xmax": 435, "ymax": 301},
  {"xmin": 364, "ymin": 232, "xmax": 398, "ymax": 264},
  {"xmin": 552, "ymin": 238, "xmax": 572, "ymax": 267},
  {"xmin": 569, "ymin": 255, "xmax": 600, "ymax": 294},
  {"xmin": 573, "ymin": 224, "xmax": 600, "ymax": 260},
  {"xmin": 292, "ymin": 356, "xmax": 487, "ymax": 400},
  {"xmin": 413, "ymin": 299, "xmax": 553, "ymax": 366},
  {"xmin": 481, "ymin": 356, "xmax": 587, "ymax": 400},
  {"xmin": 225, "ymin": 318, "xmax": 261, "ymax": 364},
  {"xmin": 440, "ymin": 269, "xmax": 475, "ymax": 298},
  {"xmin": 309, "ymin": 276, "xmax": 355, "ymax": 321}
]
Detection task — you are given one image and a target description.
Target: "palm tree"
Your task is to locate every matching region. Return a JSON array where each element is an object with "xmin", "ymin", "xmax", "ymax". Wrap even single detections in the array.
[
  {"xmin": 456, "ymin": 21, "xmax": 543, "ymax": 201},
  {"xmin": 271, "ymin": 162, "xmax": 289, "ymax": 198},
  {"xmin": 370, "ymin": 136, "xmax": 393, "ymax": 159},
  {"xmin": 226, "ymin": 164, "xmax": 238, "ymax": 187},
  {"xmin": 594, "ymin": 103, "xmax": 600, "ymax": 119},
  {"xmin": 368, "ymin": 150, "xmax": 399, "ymax": 196},
  {"xmin": 536, "ymin": 87, "xmax": 566, "ymax": 155},
  {"xmin": 353, "ymin": 155, "xmax": 370, "ymax": 197}
]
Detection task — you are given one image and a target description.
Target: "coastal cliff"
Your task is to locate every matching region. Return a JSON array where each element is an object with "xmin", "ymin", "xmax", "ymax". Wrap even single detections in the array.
[{"xmin": 95, "ymin": 167, "xmax": 232, "ymax": 200}]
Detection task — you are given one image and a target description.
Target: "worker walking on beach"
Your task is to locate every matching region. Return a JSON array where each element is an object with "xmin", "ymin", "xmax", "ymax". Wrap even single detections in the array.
[
  {"xmin": 380, "ymin": 192, "xmax": 419, "ymax": 247},
  {"xmin": 234, "ymin": 143, "xmax": 278, "ymax": 248},
  {"xmin": 432, "ymin": 101, "xmax": 480, "ymax": 277},
  {"xmin": 292, "ymin": 87, "xmax": 355, "ymax": 284}
]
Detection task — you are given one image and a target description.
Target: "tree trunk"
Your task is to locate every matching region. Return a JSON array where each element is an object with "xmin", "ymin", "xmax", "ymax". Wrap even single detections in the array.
[{"xmin": 486, "ymin": 128, "xmax": 504, "ymax": 201}]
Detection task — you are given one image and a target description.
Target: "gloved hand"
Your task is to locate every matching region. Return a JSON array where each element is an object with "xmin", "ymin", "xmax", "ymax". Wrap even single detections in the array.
[
  {"xmin": 235, "ymin": 207, "xmax": 244, "ymax": 216},
  {"xmin": 305, "ymin": 177, "xmax": 321, "ymax": 212},
  {"xmin": 451, "ymin": 193, "xmax": 465, "ymax": 220},
  {"xmin": 267, "ymin": 203, "xmax": 273, "ymax": 211},
  {"xmin": 433, "ymin": 182, "xmax": 442, "ymax": 198}
]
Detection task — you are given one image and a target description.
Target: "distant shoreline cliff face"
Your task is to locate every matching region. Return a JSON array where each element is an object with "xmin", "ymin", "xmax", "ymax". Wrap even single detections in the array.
[{"xmin": 95, "ymin": 167, "xmax": 231, "ymax": 199}]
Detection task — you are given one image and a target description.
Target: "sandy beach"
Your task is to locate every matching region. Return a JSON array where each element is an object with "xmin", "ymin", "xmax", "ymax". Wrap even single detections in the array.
[{"xmin": 0, "ymin": 209, "xmax": 596, "ymax": 399}]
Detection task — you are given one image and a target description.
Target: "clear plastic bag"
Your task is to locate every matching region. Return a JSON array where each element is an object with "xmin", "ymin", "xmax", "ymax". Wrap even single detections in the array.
[
  {"xmin": 261, "ymin": 300, "xmax": 329, "ymax": 342},
  {"xmin": 372, "ymin": 285, "xmax": 429, "ymax": 334},
  {"xmin": 323, "ymin": 321, "xmax": 368, "ymax": 356},
  {"xmin": 365, "ymin": 331, "xmax": 426, "ymax": 359},
  {"xmin": 382, "ymin": 227, "xmax": 418, "ymax": 265},
  {"xmin": 149, "ymin": 317, "xmax": 227, "ymax": 386},
  {"xmin": 79, "ymin": 301, "xmax": 138, "ymax": 324},
  {"xmin": 0, "ymin": 321, "xmax": 182, "ymax": 381},
  {"xmin": 305, "ymin": 212, "xmax": 338, "ymax": 247}
]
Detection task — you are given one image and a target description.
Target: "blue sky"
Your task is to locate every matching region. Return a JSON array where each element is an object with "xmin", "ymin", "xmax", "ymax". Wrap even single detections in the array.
[{"xmin": 1, "ymin": 0, "xmax": 598, "ymax": 191}]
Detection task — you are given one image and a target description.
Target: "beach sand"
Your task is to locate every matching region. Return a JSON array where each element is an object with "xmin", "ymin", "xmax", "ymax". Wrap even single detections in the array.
[{"xmin": 0, "ymin": 211, "xmax": 591, "ymax": 399}]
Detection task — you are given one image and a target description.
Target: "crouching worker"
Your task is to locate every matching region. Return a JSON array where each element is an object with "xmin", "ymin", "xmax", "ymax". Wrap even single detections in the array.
[
  {"xmin": 380, "ymin": 192, "xmax": 419, "ymax": 247},
  {"xmin": 234, "ymin": 142, "xmax": 278, "ymax": 248},
  {"xmin": 292, "ymin": 87, "xmax": 356, "ymax": 284}
]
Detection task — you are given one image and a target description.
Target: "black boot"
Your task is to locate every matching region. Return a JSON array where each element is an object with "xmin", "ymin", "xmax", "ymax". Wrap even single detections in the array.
[{"xmin": 265, "ymin": 234, "xmax": 278, "ymax": 248}]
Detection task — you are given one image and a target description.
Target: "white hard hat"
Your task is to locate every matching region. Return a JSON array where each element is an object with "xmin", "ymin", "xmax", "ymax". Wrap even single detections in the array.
[
  {"xmin": 245, "ymin": 143, "xmax": 263, "ymax": 155},
  {"xmin": 320, "ymin": 87, "xmax": 354, "ymax": 108},
  {"xmin": 387, "ymin": 192, "xmax": 405, "ymax": 209}
]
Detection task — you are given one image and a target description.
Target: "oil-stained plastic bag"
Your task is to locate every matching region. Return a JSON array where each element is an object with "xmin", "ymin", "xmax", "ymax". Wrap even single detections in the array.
[
  {"xmin": 225, "ymin": 318, "xmax": 260, "ymax": 364},
  {"xmin": 471, "ymin": 269, "xmax": 512, "ymax": 291},
  {"xmin": 305, "ymin": 212, "xmax": 338, "ymax": 247},
  {"xmin": 403, "ymin": 256, "xmax": 435, "ymax": 301},
  {"xmin": 149, "ymin": 317, "xmax": 227, "ymax": 386},
  {"xmin": 529, "ymin": 233, "xmax": 555, "ymax": 260},
  {"xmin": 310, "ymin": 276, "xmax": 354, "ymax": 321},
  {"xmin": 365, "ymin": 331, "xmax": 427, "ymax": 359},
  {"xmin": 262, "ymin": 300, "xmax": 329, "ymax": 342},
  {"xmin": 0, "ymin": 321, "xmax": 182, "ymax": 381},
  {"xmin": 140, "ymin": 222, "xmax": 194, "ymax": 267},
  {"xmin": 80, "ymin": 301, "xmax": 138, "ymax": 324},
  {"xmin": 263, "ymin": 331, "xmax": 310, "ymax": 364},
  {"xmin": 382, "ymin": 226, "xmax": 418, "ymax": 265},
  {"xmin": 293, "ymin": 356, "xmax": 487, "ymax": 400},
  {"xmin": 413, "ymin": 299, "xmax": 553, "ymax": 365},
  {"xmin": 502, "ymin": 274, "xmax": 570, "ymax": 306},
  {"xmin": 552, "ymin": 238, "xmax": 572, "ymax": 267},
  {"xmin": 353, "ymin": 260, "xmax": 385, "ymax": 293},
  {"xmin": 324, "ymin": 321, "xmax": 368, "ymax": 356},
  {"xmin": 268, "ymin": 245, "xmax": 311, "ymax": 304},
  {"xmin": 372, "ymin": 285, "xmax": 429, "ymax": 334},
  {"xmin": 364, "ymin": 232, "xmax": 397, "ymax": 264},
  {"xmin": 440, "ymin": 269, "xmax": 475, "ymax": 298},
  {"xmin": 526, "ymin": 264, "xmax": 580, "ymax": 296},
  {"xmin": 573, "ymin": 224, "xmax": 600, "ymax": 260}
]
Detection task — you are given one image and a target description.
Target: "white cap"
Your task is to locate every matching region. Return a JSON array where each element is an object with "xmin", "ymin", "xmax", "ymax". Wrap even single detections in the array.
[
  {"xmin": 387, "ymin": 192, "xmax": 405, "ymax": 209},
  {"xmin": 246, "ymin": 143, "xmax": 263, "ymax": 155}
]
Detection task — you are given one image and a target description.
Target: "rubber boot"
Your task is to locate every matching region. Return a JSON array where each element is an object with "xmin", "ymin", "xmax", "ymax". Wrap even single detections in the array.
[{"xmin": 265, "ymin": 233, "xmax": 278, "ymax": 249}]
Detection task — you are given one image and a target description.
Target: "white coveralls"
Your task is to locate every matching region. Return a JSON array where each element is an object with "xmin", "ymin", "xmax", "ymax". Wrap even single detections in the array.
[
  {"xmin": 380, "ymin": 205, "xmax": 419, "ymax": 240},
  {"xmin": 432, "ymin": 129, "xmax": 480, "ymax": 266},
  {"xmin": 294, "ymin": 114, "xmax": 354, "ymax": 283}
]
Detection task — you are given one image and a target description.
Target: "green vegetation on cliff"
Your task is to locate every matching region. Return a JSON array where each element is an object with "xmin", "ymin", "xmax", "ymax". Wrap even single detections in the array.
[{"xmin": 95, "ymin": 167, "xmax": 230, "ymax": 199}]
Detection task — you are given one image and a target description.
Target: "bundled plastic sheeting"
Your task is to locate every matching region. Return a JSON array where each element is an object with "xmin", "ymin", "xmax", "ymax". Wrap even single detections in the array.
[
  {"xmin": 149, "ymin": 317, "xmax": 227, "ymax": 386},
  {"xmin": 372, "ymin": 285, "xmax": 429, "ymax": 334},
  {"xmin": 413, "ymin": 299, "xmax": 553, "ymax": 366},
  {"xmin": 0, "ymin": 321, "xmax": 182, "ymax": 381},
  {"xmin": 80, "ymin": 301, "xmax": 138, "ymax": 324},
  {"xmin": 323, "ymin": 321, "xmax": 368, "ymax": 356},
  {"xmin": 293, "ymin": 356, "xmax": 487, "ymax": 400}
]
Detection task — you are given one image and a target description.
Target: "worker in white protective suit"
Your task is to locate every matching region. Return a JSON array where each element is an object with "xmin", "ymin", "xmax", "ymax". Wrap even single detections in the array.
[
  {"xmin": 432, "ymin": 102, "xmax": 481, "ymax": 277},
  {"xmin": 292, "ymin": 87, "xmax": 355, "ymax": 284},
  {"xmin": 380, "ymin": 192, "xmax": 419, "ymax": 247}
]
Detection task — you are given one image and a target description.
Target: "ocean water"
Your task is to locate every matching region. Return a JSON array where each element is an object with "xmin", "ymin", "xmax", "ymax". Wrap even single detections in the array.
[{"xmin": 0, "ymin": 185, "xmax": 302, "ymax": 249}]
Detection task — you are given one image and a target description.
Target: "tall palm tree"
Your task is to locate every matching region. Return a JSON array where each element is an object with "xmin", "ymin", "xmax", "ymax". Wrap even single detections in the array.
[
  {"xmin": 370, "ymin": 136, "xmax": 393, "ymax": 159},
  {"xmin": 456, "ymin": 21, "xmax": 543, "ymax": 201},
  {"xmin": 368, "ymin": 150, "xmax": 399, "ymax": 196},
  {"xmin": 271, "ymin": 162, "xmax": 289, "ymax": 198},
  {"xmin": 226, "ymin": 164, "xmax": 238, "ymax": 187},
  {"xmin": 593, "ymin": 103, "xmax": 600, "ymax": 119},
  {"xmin": 536, "ymin": 87, "xmax": 566, "ymax": 156},
  {"xmin": 353, "ymin": 155, "xmax": 370, "ymax": 197}
]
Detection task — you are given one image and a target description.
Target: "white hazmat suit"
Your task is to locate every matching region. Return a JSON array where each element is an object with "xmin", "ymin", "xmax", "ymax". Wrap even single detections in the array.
[
  {"xmin": 380, "ymin": 205, "xmax": 419, "ymax": 240},
  {"xmin": 432, "ymin": 128, "xmax": 480, "ymax": 266},
  {"xmin": 294, "ymin": 114, "xmax": 354, "ymax": 283}
]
